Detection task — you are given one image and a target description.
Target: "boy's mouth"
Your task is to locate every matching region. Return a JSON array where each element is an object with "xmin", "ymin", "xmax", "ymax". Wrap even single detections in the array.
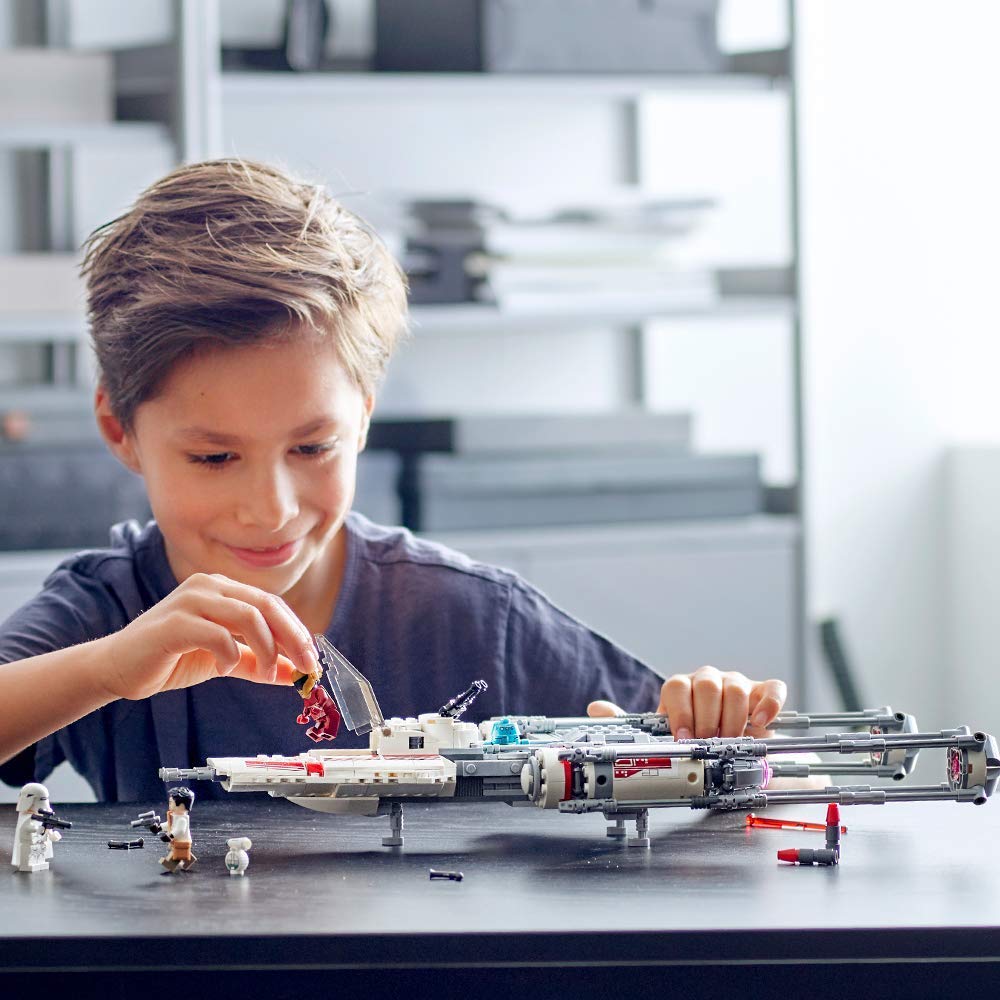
[{"xmin": 225, "ymin": 538, "xmax": 302, "ymax": 569}]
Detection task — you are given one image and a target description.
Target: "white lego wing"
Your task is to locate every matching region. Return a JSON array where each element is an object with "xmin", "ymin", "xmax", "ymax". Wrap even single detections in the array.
[{"xmin": 202, "ymin": 751, "xmax": 458, "ymax": 814}]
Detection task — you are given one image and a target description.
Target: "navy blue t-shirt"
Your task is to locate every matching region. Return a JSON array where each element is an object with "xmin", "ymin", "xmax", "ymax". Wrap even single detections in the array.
[{"xmin": 0, "ymin": 513, "xmax": 663, "ymax": 801}]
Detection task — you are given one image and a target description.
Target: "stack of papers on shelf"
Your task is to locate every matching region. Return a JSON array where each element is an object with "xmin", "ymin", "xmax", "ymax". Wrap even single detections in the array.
[
  {"xmin": 468, "ymin": 197, "xmax": 719, "ymax": 313},
  {"xmin": 471, "ymin": 260, "xmax": 718, "ymax": 314}
]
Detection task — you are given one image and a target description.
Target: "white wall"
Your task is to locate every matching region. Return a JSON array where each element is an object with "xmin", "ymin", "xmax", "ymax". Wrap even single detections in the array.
[
  {"xmin": 945, "ymin": 449, "xmax": 1000, "ymax": 735},
  {"xmin": 797, "ymin": 1, "xmax": 1000, "ymax": 727}
]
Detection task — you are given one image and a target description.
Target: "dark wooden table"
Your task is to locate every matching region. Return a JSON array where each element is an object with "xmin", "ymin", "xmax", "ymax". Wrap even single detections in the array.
[{"xmin": 1, "ymin": 794, "xmax": 998, "ymax": 999}]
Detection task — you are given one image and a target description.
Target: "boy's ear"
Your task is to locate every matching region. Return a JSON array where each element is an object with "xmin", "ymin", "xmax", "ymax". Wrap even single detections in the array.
[
  {"xmin": 357, "ymin": 394, "xmax": 375, "ymax": 452},
  {"xmin": 94, "ymin": 386, "xmax": 142, "ymax": 474}
]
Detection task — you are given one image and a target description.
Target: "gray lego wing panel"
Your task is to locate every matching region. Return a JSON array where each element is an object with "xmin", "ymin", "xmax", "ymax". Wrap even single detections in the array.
[{"xmin": 315, "ymin": 635, "xmax": 384, "ymax": 734}]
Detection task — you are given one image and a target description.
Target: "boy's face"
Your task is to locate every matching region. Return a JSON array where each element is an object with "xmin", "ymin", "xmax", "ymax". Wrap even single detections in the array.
[{"xmin": 97, "ymin": 334, "xmax": 372, "ymax": 611}]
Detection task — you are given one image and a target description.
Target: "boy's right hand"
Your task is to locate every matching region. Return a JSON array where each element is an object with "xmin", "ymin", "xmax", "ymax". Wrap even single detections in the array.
[{"xmin": 97, "ymin": 573, "xmax": 320, "ymax": 701}]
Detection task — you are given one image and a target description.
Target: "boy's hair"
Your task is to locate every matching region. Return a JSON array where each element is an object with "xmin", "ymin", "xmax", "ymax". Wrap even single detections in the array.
[{"xmin": 82, "ymin": 158, "xmax": 409, "ymax": 429}]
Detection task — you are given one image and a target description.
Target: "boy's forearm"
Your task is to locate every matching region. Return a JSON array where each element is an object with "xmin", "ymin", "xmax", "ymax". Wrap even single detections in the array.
[{"xmin": 0, "ymin": 639, "xmax": 117, "ymax": 766}]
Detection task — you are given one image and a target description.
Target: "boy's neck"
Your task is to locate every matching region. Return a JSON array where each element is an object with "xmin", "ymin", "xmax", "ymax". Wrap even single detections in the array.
[{"xmin": 283, "ymin": 525, "xmax": 349, "ymax": 637}]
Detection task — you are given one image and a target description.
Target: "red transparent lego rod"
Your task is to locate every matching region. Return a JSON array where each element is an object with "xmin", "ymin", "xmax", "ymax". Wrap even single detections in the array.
[{"xmin": 746, "ymin": 813, "xmax": 847, "ymax": 833}]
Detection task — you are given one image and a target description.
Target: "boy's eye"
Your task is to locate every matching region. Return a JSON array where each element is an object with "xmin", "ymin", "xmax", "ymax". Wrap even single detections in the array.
[
  {"xmin": 187, "ymin": 452, "xmax": 236, "ymax": 467},
  {"xmin": 295, "ymin": 440, "xmax": 338, "ymax": 457}
]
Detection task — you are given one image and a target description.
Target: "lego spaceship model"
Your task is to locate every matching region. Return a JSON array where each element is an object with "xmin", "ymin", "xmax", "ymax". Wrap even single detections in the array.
[{"xmin": 159, "ymin": 636, "xmax": 1000, "ymax": 849}]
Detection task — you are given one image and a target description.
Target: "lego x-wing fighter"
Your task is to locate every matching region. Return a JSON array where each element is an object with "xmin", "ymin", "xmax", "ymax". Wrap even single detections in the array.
[{"xmin": 160, "ymin": 636, "xmax": 1000, "ymax": 848}]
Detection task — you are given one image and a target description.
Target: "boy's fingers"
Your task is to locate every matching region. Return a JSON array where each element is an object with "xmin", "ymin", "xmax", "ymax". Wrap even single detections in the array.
[
  {"xmin": 691, "ymin": 665, "xmax": 724, "ymax": 738},
  {"xmin": 719, "ymin": 672, "xmax": 753, "ymax": 737},
  {"xmin": 587, "ymin": 700, "xmax": 626, "ymax": 718},
  {"xmin": 747, "ymin": 679, "xmax": 788, "ymax": 733},
  {"xmin": 660, "ymin": 674, "xmax": 694, "ymax": 739},
  {"xmin": 227, "ymin": 647, "xmax": 298, "ymax": 686},
  {"xmin": 203, "ymin": 601, "xmax": 278, "ymax": 683},
  {"xmin": 184, "ymin": 620, "xmax": 242, "ymax": 675},
  {"xmin": 211, "ymin": 578, "xmax": 318, "ymax": 676}
]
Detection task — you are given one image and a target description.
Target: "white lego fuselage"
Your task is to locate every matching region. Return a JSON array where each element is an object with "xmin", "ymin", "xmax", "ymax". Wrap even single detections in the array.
[{"xmin": 204, "ymin": 714, "xmax": 482, "ymax": 816}]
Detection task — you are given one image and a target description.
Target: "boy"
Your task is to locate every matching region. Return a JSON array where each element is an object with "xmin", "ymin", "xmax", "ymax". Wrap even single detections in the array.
[{"xmin": 0, "ymin": 159, "xmax": 786, "ymax": 802}]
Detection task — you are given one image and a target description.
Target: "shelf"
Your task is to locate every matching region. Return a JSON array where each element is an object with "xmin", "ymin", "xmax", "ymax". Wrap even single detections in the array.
[
  {"xmin": 0, "ymin": 314, "xmax": 86, "ymax": 343},
  {"xmin": 411, "ymin": 296, "xmax": 794, "ymax": 334},
  {"xmin": 424, "ymin": 513, "xmax": 801, "ymax": 555},
  {"xmin": 0, "ymin": 121, "xmax": 171, "ymax": 149},
  {"xmin": 222, "ymin": 70, "xmax": 789, "ymax": 103},
  {"xmin": 0, "ymin": 297, "xmax": 794, "ymax": 344}
]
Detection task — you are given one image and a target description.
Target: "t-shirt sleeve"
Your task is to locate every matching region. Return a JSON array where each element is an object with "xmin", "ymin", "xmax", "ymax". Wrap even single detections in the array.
[
  {"xmin": 0, "ymin": 565, "xmax": 124, "ymax": 786},
  {"xmin": 0, "ymin": 565, "xmax": 123, "ymax": 662},
  {"xmin": 502, "ymin": 576, "xmax": 664, "ymax": 716}
]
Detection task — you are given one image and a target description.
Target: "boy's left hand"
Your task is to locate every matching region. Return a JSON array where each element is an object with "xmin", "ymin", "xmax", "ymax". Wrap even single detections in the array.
[{"xmin": 588, "ymin": 665, "xmax": 787, "ymax": 739}]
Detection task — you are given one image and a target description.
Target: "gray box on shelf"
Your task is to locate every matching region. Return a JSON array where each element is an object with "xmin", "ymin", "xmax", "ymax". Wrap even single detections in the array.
[
  {"xmin": 0, "ymin": 441, "xmax": 151, "ymax": 551},
  {"xmin": 484, "ymin": 0, "xmax": 723, "ymax": 74},
  {"xmin": 406, "ymin": 452, "xmax": 761, "ymax": 532},
  {"xmin": 375, "ymin": 0, "xmax": 723, "ymax": 74},
  {"xmin": 0, "ymin": 390, "xmax": 149, "ymax": 551},
  {"xmin": 369, "ymin": 411, "xmax": 692, "ymax": 456},
  {"xmin": 0, "ymin": 49, "xmax": 112, "ymax": 124}
]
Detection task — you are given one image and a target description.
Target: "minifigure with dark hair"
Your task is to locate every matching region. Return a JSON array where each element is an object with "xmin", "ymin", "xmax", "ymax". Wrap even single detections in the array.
[{"xmin": 160, "ymin": 786, "xmax": 197, "ymax": 875}]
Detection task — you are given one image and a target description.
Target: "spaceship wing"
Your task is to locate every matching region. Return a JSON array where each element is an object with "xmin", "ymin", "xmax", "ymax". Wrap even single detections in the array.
[{"xmin": 314, "ymin": 635, "xmax": 384, "ymax": 735}]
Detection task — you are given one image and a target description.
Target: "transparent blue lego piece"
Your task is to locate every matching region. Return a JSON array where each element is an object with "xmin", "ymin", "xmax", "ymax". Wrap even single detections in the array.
[{"xmin": 489, "ymin": 717, "xmax": 521, "ymax": 745}]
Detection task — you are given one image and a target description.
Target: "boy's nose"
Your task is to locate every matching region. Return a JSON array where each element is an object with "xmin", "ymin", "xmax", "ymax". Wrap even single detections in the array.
[{"xmin": 236, "ymin": 466, "xmax": 300, "ymax": 530}]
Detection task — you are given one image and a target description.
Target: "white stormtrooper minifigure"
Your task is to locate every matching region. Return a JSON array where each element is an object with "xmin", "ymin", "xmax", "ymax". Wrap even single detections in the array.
[
  {"xmin": 11, "ymin": 783, "xmax": 62, "ymax": 873},
  {"xmin": 224, "ymin": 837, "xmax": 252, "ymax": 876}
]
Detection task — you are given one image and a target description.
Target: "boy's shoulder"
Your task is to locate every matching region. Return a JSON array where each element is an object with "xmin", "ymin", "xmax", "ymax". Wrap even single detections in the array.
[
  {"xmin": 39, "ymin": 521, "xmax": 173, "ymax": 620},
  {"xmin": 50, "ymin": 519, "xmax": 167, "ymax": 584}
]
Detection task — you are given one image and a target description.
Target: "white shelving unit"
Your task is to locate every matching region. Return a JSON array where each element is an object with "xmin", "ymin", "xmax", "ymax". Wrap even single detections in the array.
[
  {"xmin": 221, "ymin": 68, "xmax": 786, "ymax": 100},
  {"xmin": 3, "ymin": 0, "xmax": 808, "ymax": 702},
  {"xmin": 0, "ymin": 7, "xmax": 178, "ymax": 385},
  {"xmin": 0, "ymin": 121, "xmax": 171, "ymax": 147}
]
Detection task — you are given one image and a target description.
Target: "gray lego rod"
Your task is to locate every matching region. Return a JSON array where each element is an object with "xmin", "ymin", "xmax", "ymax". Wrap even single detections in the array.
[
  {"xmin": 553, "ymin": 728, "xmax": 989, "ymax": 762},
  {"xmin": 557, "ymin": 782, "xmax": 991, "ymax": 815},
  {"xmin": 770, "ymin": 761, "xmax": 910, "ymax": 779},
  {"xmin": 755, "ymin": 783, "xmax": 992, "ymax": 807},
  {"xmin": 160, "ymin": 766, "xmax": 218, "ymax": 782},
  {"xmin": 509, "ymin": 707, "xmax": 915, "ymax": 736}
]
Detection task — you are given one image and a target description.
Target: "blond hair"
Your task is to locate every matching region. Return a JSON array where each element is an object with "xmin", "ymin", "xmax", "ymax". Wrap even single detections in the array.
[{"xmin": 82, "ymin": 158, "xmax": 408, "ymax": 428}]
